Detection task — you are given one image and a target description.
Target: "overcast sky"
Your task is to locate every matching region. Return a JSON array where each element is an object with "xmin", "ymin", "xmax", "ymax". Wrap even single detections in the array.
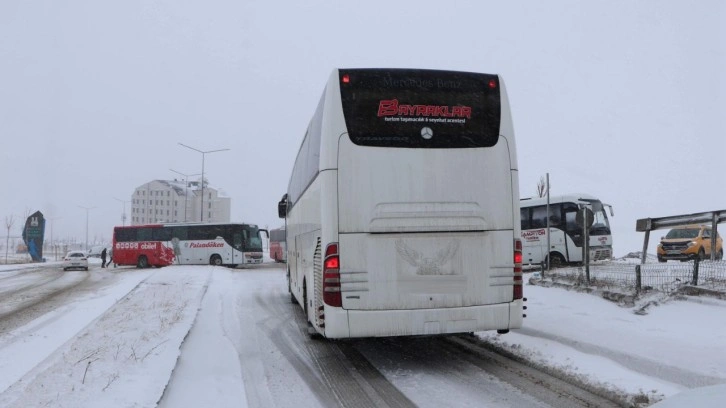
[{"xmin": 1, "ymin": 0, "xmax": 723, "ymax": 255}]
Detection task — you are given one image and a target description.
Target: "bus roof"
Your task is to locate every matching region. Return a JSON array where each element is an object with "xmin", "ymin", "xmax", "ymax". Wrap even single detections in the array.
[
  {"xmin": 113, "ymin": 222, "xmax": 259, "ymax": 229},
  {"xmin": 520, "ymin": 193, "xmax": 601, "ymax": 207}
]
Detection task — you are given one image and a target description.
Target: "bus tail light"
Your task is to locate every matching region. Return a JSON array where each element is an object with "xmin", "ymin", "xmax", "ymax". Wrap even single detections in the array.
[
  {"xmin": 323, "ymin": 243, "xmax": 342, "ymax": 307},
  {"xmin": 514, "ymin": 238, "xmax": 523, "ymax": 300}
]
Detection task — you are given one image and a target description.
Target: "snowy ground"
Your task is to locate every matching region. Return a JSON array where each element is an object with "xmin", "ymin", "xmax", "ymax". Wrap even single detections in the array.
[{"xmin": 0, "ymin": 257, "xmax": 725, "ymax": 407}]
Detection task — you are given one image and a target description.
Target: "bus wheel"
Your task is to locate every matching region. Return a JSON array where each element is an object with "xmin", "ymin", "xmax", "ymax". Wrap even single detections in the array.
[
  {"xmin": 303, "ymin": 280, "xmax": 309, "ymax": 319},
  {"xmin": 137, "ymin": 255, "xmax": 149, "ymax": 268},
  {"xmin": 547, "ymin": 253, "xmax": 565, "ymax": 269},
  {"xmin": 210, "ymin": 254, "xmax": 223, "ymax": 266},
  {"xmin": 302, "ymin": 280, "xmax": 318, "ymax": 338},
  {"xmin": 288, "ymin": 269, "xmax": 296, "ymax": 304}
]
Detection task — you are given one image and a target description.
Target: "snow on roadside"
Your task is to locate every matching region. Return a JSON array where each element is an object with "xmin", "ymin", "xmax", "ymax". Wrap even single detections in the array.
[
  {"xmin": 0, "ymin": 269, "xmax": 154, "ymax": 394},
  {"xmin": 0, "ymin": 267, "xmax": 211, "ymax": 408},
  {"xmin": 478, "ymin": 280, "xmax": 726, "ymax": 406}
]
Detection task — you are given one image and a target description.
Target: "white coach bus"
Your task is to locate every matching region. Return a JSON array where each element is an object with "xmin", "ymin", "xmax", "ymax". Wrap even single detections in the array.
[
  {"xmin": 519, "ymin": 194, "xmax": 614, "ymax": 267},
  {"xmin": 278, "ymin": 68, "xmax": 524, "ymax": 339}
]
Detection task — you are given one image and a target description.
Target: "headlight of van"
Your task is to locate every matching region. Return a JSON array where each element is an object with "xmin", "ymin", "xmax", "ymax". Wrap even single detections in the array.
[{"xmin": 687, "ymin": 241, "xmax": 697, "ymax": 248}]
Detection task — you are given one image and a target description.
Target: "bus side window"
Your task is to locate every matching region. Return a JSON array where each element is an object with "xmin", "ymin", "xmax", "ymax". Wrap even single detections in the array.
[
  {"xmin": 152, "ymin": 227, "xmax": 172, "ymax": 241},
  {"xmin": 563, "ymin": 203, "xmax": 583, "ymax": 246},
  {"xmin": 564, "ymin": 208, "xmax": 578, "ymax": 233},
  {"xmin": 170, "ymin": 226, "xmax": 188, "ymax": 240},
  {"xmin": 138, "ymin": 227, "xmax": 153, "ymax": 241},
  {"xmin": 548, "ymin": 203, "xmax": 562, "ymax": 227},
  {"xmin": 520, "ymin": 208, "xmax": 531, "ymax": 230},
  {"xmin": 115, "ymin": 228, "xmax": 136, "ymax": 242},
  {"xmin": 531, "ymin": 206, "xmax": 547, "ymax": 229}
]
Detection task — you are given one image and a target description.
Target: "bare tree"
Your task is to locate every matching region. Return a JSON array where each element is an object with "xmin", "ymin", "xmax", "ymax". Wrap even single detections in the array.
[
  {"xmin": 5, "ymin": 215, "xmax": 15, "ymax": 264},
  {"xmin": 536, "ymin": 176, "xmax": 550, "ymax": 198}
]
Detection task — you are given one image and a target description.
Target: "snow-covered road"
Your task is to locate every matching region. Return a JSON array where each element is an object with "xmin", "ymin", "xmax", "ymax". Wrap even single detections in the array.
[{"xmin": 1, "ymin": 261, "xmax": 725, "ymax": 407}]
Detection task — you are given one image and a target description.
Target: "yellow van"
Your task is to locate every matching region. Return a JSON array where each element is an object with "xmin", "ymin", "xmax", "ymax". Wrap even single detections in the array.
[{"xmin": 657, "ymin": 225, "xmax": 723, "ymax": 262}]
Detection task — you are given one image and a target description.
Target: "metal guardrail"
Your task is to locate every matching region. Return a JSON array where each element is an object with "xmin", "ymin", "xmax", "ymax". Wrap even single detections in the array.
[{"xmin": 539, "ymin": 260, "xmax": 726, "ymax": 297}]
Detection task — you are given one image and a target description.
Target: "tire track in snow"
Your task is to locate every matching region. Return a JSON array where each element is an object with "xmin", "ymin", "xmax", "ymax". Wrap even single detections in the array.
[{"xmin": 516, "ymin": 327, "xmax": 724, "ymax": 388}]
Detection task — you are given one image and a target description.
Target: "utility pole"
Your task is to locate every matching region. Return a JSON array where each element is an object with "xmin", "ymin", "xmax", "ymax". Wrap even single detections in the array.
[
  {"xmin": 178, "ymin": 143, "xmax": 230, "ymax": 222},
  {"xmin": 78, "ymin": 205, "xmax": 96, "ymax": 251},
  {"xmin": 170, "ymin": 169, "xmax": 201, "ymax": 222},
  {"xmin": 48, "ymin": 216, "xmax": 62, "ymax": 260},
  {"xmin": 113, "ymin": 197, "xmax": 129, "ymax": 226},
  {"xmin": 4, "ymin": 215, "xmax": 14, "ymax": 264}
]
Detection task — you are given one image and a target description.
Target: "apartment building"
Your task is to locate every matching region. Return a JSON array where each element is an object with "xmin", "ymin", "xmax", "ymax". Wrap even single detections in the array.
[{"xmin": 130, "ymin": 179, "xmax": 231, "ymax": 225}]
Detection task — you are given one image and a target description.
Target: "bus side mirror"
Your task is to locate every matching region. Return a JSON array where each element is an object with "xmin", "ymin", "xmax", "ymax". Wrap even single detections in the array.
[{"xmin": 278, "ymin": 194, "xmax": 288, "ymax": 218}]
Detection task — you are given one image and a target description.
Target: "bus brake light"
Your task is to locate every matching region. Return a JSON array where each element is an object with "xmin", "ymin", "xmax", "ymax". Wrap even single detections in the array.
[
  {"xmin": 488, "ymin": 79, "xmax": 497, "ymax": 89},
  {"xmin": 342, "ymin": 74, "xmax": 350, "ymax": 84},
  {"xmin": 323, "ymin": 243, "xmax": 342, "ymax": 307},
  {"xmin": 514, "ymin": 239, "xmax": 523, "ymax": 300}
]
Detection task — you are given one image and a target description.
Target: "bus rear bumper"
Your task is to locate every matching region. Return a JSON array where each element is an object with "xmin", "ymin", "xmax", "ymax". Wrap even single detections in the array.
[{"xmin": 323, "ymin": 300, "xmax": 523, "ymax": 339}]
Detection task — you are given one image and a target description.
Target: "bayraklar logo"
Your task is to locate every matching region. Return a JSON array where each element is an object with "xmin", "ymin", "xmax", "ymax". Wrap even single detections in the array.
[
  {"xmin": 421, "ymin": 127, "xmax": 433, "ymax": 140},
  {"xmin": 395, "ymin": 239, "xmax": 460, "ymax": 275}
]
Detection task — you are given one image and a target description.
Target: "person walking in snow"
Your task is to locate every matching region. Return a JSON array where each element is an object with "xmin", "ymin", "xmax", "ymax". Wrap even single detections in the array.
[{"xmin": 101, "ymin": 247, "xmax": 107, "ymax": 268}]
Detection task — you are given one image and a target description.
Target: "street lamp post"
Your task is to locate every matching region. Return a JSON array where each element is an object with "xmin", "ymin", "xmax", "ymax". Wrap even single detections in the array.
[
  {"xmin": 178, "ymin": 143, "xmax": 230, "ymax": 222},
  {"xmin": 170, "ymin": 169, "xmax": 201, "ymax": 222},
  {"xmin": 48, "ymin": 216, "xmax": 61, "ymax": 260},
  {"xmin": 113, "ymin": 197, "xmax": 129, "ymax": 226},
  {"xmin": 78, "ymin": 205, "xmax": 96, "ymax": 252}
]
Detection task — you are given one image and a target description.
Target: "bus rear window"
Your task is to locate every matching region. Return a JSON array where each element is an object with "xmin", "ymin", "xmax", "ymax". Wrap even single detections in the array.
[{"xmin": 339, "ymin": 69, "xmax": 501, "ymax": 148}]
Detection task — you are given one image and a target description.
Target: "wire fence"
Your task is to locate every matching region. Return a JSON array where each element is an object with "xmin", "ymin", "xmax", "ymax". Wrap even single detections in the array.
[{"xmin": 535, "ymin": 259, "xmax": 726, "ymax": 296}]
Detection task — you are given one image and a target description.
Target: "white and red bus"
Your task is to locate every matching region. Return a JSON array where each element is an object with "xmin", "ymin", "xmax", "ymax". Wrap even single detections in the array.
[
  {"xmin": 112, "ymin": 222, "xmax": 268, "ymax": 268},
  {"xmin": 519, "ymin": 194, "xmax": 614, "ymax": 267},
  {"xmin": 278, "ymin": 68, "xmax": 523, "ymax": 339},
  {"xmin": 269, "ymin": 227, "xmax": 287, "ymax": 263}
]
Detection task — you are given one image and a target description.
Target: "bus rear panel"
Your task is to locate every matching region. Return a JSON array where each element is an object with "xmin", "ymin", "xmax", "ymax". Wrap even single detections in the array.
[{"xmin": 283, "ymin": 68, "xmax": 522, "ymax": 339}]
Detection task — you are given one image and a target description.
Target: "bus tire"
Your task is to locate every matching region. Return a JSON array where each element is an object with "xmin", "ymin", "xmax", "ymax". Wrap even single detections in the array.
[
  {"xmin": 302, "ymin": 279, "xmax": 320, "ymax": 338},
  {"xmin": 210, "ymin": 254, "xmax": 223, "ymax": 266},
  {"xmin": 137, "ymin": 255, "xmax": 149, "ymax": 269},
  {"xmin": 288, "ymin": 269, "xmax": 296, "ymax": 304},
  {"xmin": 303, "ymin": 279, "xmax": 309, "ymax": 320},
  {"xmin": 547, "ymin": 252, "xmax": 565, "ymax": 269}
]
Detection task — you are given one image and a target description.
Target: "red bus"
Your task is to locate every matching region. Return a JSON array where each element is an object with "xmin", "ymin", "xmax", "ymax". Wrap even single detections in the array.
[
  {"xmin": 269, "ymin": 227, "xmax": 286, "ymax": 263},
  {"xmin": 113, "ymin": 222, "xmax": 268, "ymax": 268}
]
